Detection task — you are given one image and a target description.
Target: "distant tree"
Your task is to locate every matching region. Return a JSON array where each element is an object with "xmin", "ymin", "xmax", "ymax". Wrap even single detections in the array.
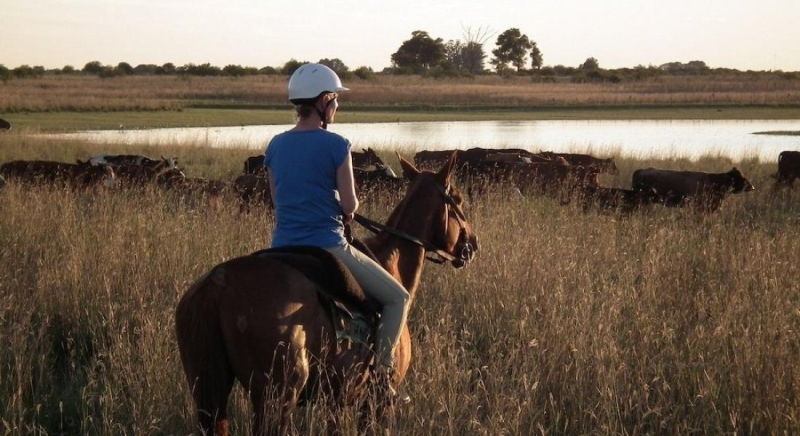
[
  {"xmin": 115, "ymin": 62, "xmax": 134, "ymax": 75},
  {"xmin": 61, "ymin": 65, "xmax": 76, "ymax": 74},
  {"xmin": 530, "ymin": 42, "xmax": 543, "ymax": 70},
  {"xmin": 353, "ymin": 66, "xmax": 375, "ymax": 80},
  {"xmin": 159, "ymin": 62, "xmax": 176, "ymax": 75},
  {"xmin": 443, "ymin": 40, "xmax": 467, "ymax": 71},
  {"xmin": 491, "ymin": 28, "xmax": 533, "ymax": 73},
  {"xmin": 580, "ymin": 57, "xmax": 600, "ymax": 71},
  {"xmin": 391, "ymin": 30, "xmax": 446, "ymax": 74},
  {"xmin": 83, "ymin": 61, "xmax": 105, "ymax": 74},
  {"xmin": 181, "ymin": 63, "xmax": 222, "ymax": 76},
  {"xmin": 258, "ymin": 66, "xmax": 280, "ymax": 75},
  {"xmin": 12, "ymin": 65, "xmax": 44, "ymax": 79},
  {"xmin": 133, "ymin": 64, "xmax": 158, "ymax": 75},
  {"xmin": 461, "ymin": 25, "xmax": 493, "ymax": 75},
  {"xmin": 318, "ymin": 58, "xmax": 349, "ymax": 75},
  {"xmin": 223, "ymin": 64, "xmax": 248, "ymax": 77},
  {"xmin": 282, "ymin": 59, "xmax": 307, "ymax": 75},
  {"xmin": 0, "ymin": 64, "xmax": 10, "ymax": 82}
]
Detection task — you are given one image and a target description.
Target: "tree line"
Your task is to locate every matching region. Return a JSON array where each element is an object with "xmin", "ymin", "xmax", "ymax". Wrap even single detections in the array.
[{"xmin": 2, "ymin": 27, "xmax": 798, "ymax": 83}]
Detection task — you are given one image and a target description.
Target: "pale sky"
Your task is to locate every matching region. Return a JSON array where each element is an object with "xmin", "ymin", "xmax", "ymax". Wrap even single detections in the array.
[{"xmin": 2, "ymin": 0, "xmax": 799, "ymax": 72}]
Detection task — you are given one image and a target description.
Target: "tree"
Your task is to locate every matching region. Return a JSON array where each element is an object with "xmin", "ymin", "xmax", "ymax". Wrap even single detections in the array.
[
  {"xmin": 491, "ymin": 28, "xmax": 533, "ymax": 73},
  {"xmin": 580, "ymin": 57, "xmax": 599, "ymax": 71},
  {"xmin": 282, "ymin": 59, "xmax": 307, "ymax": 75},
  {"xmin": 83, "ymin": 61, "xmax": 105, "ymax": 74},
  {"xmin": 318, "ymin": 58, "xmax": 349, "ymax": 75},
  {"xmin": 530, "ymin": 42, "xmax": 543, "ymax": 70},
  {"xmin": 391, "ymin": 30, "xmax": 445, "ymax": 74},
  {"xmin": 116, "ymin": 62, "xmax": 134, "ymax": 75}
]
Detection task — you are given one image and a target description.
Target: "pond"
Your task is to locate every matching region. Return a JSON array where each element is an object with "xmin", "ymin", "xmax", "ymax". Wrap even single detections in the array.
[{"xmin": 50, "ymin": 119, "xmax": 800, "ymax": 162}]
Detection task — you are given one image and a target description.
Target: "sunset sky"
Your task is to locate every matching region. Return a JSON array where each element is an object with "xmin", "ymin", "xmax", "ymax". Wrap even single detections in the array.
[{"xmin": 2, "ymin": 0, "xmax": 799, "ymax": 72}]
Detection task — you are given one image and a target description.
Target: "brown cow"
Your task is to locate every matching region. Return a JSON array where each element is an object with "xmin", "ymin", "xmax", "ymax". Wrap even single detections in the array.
[
  {"xmin": 232, "ymin": 173, "xmax": 272, "ymax": 212},
  {"xmin": 352, "ymin": 147, "xmax": 386, "ymax": 169},
  {"xmin": 632, "ymin": 167, "xmax": 754, "ymax": 212},
  {"xmin": 457, "ymin": 159, "xmax": 598, "ymax": 201},
  {"xmin": 536, "ymin": 151, "xmax": 618, "ymax": 174},
  {"xmin": 772, "ymin": 150, "xmax": 800, "ymax": 190},
  {"xmin": 110, "ymin": 164, "xmax": 185, "ymax": 189},
  {"xmin": 354, "ymin": 164, "xmax": 406, "ymax": 199},
  {"xmin": 580, "ymin": 185, "xmax": 663, "ymax": 214},
  {"xmin": 0, "ymin": 160, "xmax": 117, "ymax": 189}
]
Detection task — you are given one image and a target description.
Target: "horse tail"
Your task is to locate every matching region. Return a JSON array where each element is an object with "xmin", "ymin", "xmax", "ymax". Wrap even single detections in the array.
[{"xmin": 175, "ymin": 267, "xmax": 235, "ymax": 436}]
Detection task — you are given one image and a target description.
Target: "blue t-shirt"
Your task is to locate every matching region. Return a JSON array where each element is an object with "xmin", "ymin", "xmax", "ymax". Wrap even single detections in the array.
[{"xmin": 265, "ymin": 129, "xmax": 351, "ymax": 248}]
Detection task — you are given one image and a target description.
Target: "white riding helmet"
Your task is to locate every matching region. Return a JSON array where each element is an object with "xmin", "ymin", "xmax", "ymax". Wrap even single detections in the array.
[{"xmin": 288, "ymin": 63, "xmax": 349, "ymax": 102}]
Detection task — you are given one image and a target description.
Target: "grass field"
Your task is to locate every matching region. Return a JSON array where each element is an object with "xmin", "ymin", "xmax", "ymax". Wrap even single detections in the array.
[
  {"xmin": 3, "ymin": 73, "xmax": 800, "ymax": 132},
  {"xmin": 1, "ymin": 133, "xmax": 799, "ymax": 435}
]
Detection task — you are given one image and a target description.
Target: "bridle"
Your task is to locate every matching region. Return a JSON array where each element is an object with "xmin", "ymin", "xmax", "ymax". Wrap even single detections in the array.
[{"xmin": 353, "ymin": 175, "xmax": 475, "ymax": 267}]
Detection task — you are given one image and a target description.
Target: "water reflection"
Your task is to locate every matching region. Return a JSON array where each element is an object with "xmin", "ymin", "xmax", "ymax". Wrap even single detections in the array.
[{"xmin": 50, "ymin": 119, "xmax": 800, "ymax": 162}]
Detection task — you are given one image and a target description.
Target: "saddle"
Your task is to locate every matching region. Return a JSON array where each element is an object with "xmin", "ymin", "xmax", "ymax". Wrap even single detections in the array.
[{"xmin": 251, "ymin": 244, "xmax": 382, "ymax": 346}]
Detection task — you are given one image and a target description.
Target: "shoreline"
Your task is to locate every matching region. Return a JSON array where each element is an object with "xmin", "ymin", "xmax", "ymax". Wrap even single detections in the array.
[{"xmin": 4, "ymin": 105, "xmax": 800, "ymax": 132}]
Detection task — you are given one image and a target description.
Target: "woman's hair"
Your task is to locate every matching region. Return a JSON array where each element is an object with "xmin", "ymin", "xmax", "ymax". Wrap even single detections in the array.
[{"xmin": 292, "ymin": 92, "xmax": 336, "ymax": 120}]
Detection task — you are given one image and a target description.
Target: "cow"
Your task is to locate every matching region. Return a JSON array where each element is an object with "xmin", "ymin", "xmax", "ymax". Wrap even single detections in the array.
[
  {"xmin": 0, "ymin": 118, "xmax": 11, "ymax": 131},
  {"xmin": 232, "ymin": 174, "xmax": 272, "ymax": 212},
  {"xmin": 243, "ymin": 155, "xmax": 267, "ymax": 175},
  {"xmin": 111, "ymin": 164, "xmax": 185, "ymax": 189},
  {"xmin": 632, "ymin": 167, "xmax": 754, "ymax": 212},
  {"xmin": 535, "ymin": 151, "xmax": 619, "ymax": 175},
  {"xmin": 772, "ymin": 150, "xmax": 800, "ymax": 190},
  {"xmin": 580, "ymin": 185, "xmax": 663, "ymax": 214},
  {"xmin": 457, "ymin": 158, "xmax": 599, "ymax": 201},
  {"xmin": 352, "ymin": 147, "xmax": 386, "ymax": 169},
  {"xmin": 0, "ymin": 160, "xmax": 117, "ymax": 189},
  {"xmin": 89, "ymin": 154, "xmax": 175, "ymax": 168},
  {"xmin": 0, "ymin": 174, "xmax": 6, "ymax": 190},
  {"xmin": 354, "ymin": 164, "xmax": 406, "ymax": 199}
]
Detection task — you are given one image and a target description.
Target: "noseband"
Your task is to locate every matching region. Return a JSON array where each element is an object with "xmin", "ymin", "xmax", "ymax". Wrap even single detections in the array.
[{"xmin": 353, "ymin": 177, "xmax": 474, "ymax": 267}]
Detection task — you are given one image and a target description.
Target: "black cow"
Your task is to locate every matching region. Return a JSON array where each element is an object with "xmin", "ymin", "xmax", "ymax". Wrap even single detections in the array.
[
  {"xmin": 243, "ymin": 155, "xmax": 267, "ymax": 175},
  {"xmin": 0, "ymin": 118, "xmax": 11, "ymax": 131},
  {"xmin": 632, "ymin": 167, "xmax": 754, "ymax": 212},
  {"xmin": 0, "ymin": 159, "xmax": 117, "ymax": 189},
  {"xmin": 772, "ymin": 150, "xmax": 800, "ymax": 190}
]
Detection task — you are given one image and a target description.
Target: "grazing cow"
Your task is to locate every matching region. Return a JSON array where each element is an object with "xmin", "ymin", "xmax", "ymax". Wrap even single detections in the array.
[
  {"xmin": 0, "ymin": 160, "xmax": 117, "ymax": 189},
  {"xmin": 243, "ymin": 155, "xmax": 267, "ymax": 175},
  {"xmin": 414, "ymin": 147, "xmax": 555, "ymax": 171},
  {"xmin": 111, "ymin": 164, "xmax": 185, "ymax": 189},
  {"xmin": 232, "ymin": 174, "xmax": 271, "ymax": 211},
  {"xmin": 0, "ymin": 118, "xmax": 11, "ymax": 131},
  {"xmin": 354, "ymin": 164, "xmax": 406, "ymax": 198},
  {"xmin": 90, "ymin": 154, "xmax": 179, "ymax": 170},
  {"xmin": 632, "ymin": 167, "xmax": 754, "ymax": 212},
  {"xmin": 352, "ymin": 147, "xmax": 386, "ymax": 169},
  {"xmin": 580, "ymin": 185, "xmax": 663, "ymax": 214},
  {"xmin": 772, "ymin": 150, "xmax": 800, "ymax": 190},
  {"xmin": 457, "ymin": 159, "xmax": 599, "ymax": 201},
  {"xmin": 536, "ymin": 151, "xmax": 619, "ymax": 174}
]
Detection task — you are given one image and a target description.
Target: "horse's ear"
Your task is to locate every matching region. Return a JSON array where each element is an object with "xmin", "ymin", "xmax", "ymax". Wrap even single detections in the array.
[
  {"xmin": 397, "ymin": 152, "xmax": 420, "ymax": 181},
  {"xmin": 436, "ymin": 151, "xmax": 458, "ymax": 184}
]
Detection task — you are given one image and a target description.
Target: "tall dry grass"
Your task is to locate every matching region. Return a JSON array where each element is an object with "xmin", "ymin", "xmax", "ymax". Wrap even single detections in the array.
[
  {"xmin": 3, "ymin": 74, "xmax": 800, "ymax": 113},
  {"xmin": 1, "ymin": 133, "xmax": 799, "ymax": 434}
]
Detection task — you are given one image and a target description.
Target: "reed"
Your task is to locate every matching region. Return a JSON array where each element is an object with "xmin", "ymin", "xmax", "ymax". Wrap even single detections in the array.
[
  {"xmin": 2, "ymin": 74, "xmax": 800, "ymax": 113},
  {"xmin": 1, "ymin": 134, "xmax": 798, "ymax": 435}
]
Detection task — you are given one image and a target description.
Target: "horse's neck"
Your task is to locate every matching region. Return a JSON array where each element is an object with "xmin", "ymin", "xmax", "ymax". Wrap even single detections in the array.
[{"xmin": 365, "ymin": 235, "xmax": 426, "ymax": 298}]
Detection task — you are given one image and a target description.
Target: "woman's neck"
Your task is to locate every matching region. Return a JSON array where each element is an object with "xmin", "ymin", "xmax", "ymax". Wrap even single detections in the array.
[{"xmin": 293, "ymin": 115, "xmax": 324, "ymax": 131}]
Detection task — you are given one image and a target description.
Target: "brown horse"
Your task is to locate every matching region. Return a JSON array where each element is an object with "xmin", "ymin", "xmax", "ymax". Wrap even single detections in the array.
[{"xmin": 175, "ymin": 152, "xmax": 478, "ymax": 435}]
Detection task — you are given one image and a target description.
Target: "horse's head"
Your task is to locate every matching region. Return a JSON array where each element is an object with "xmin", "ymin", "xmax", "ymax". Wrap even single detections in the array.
[{"xmin": 395, "ymin": 151, "xmax": 478, "ymax": 268}]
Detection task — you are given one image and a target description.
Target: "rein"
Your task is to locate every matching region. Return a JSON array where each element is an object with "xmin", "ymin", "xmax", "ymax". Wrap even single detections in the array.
[
  {"xmin": 352, "ymin": 176, "xmax": 473, "ymax": 265},
  {"xmin": 352, "ymin": 214, "xmax": 458, "ymax": 265}
]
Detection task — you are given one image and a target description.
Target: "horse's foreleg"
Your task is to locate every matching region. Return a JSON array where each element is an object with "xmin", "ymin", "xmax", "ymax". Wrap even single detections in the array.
[{"xmin": 252, "ymin": 326, "xmax": 310, "ymax": 436}]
